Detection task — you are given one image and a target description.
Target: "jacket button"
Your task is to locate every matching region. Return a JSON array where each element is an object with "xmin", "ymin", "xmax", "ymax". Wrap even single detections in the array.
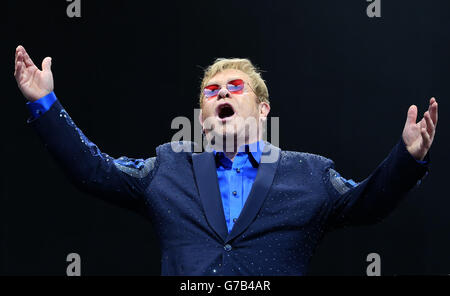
[
  {"xmin": 232, "ymin": 191, "xmax": 237, "ymax": 196},
  {"xmin": 236, "ymin": 168, "xmax": 241, "ymax": 173},
  {"xmin": 224, "ymin": 244, "xmax": 232, "ymax": 251}
]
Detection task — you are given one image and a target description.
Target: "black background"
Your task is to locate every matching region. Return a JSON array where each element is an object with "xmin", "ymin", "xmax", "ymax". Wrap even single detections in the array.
[{"xmin": 2, "ymin": 0, "xmax": 449, "ymax": 275}]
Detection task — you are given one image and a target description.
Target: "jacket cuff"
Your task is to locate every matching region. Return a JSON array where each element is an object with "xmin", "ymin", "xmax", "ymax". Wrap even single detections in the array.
[
  {"xmin": 27, "ymin": 98, "xmax": 64, "ymax": 125},
  {"xmin": 398, "ymin": 136, "xmax": 430, "ymax": 186}
]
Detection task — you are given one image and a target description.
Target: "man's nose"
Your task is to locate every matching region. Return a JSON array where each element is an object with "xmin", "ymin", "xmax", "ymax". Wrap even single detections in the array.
[{"xmin": 218, "ymin": 87, "xmax": 231, "ymax": 99}]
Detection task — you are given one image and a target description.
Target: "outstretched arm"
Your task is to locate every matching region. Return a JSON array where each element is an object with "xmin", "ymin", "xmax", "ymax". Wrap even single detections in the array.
[
  {"xmin": 14, "ymin": 45, "xmax": 156, "ymax": 213},
  {"xmin": 323, "ymin": 98, "xmax": 438, "ymax": 231}
]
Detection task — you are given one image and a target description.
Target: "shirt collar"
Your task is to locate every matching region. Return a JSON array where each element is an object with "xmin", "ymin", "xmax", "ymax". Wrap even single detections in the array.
[{"xmin": 213, "ymin": 140, "xmax": 265, "ymax": 168}]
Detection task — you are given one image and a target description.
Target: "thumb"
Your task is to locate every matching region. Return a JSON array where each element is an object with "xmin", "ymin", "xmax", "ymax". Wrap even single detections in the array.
[
  {"xmin": 42, "ymin": 57, "xmax": 52, "ymax": 71},
  {"xmin": 406, "ymin": 105, "xmax": 417, "ymax": 126}
]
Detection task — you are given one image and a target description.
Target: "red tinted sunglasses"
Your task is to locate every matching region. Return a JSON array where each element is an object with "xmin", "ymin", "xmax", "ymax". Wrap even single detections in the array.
[{"xmin": 203, "ymin": 79, "xmax": 248, "ymax": 99}]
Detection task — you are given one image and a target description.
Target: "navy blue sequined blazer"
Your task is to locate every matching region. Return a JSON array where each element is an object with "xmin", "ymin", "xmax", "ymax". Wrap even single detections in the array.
[{"xmin": 30, "ymin": 100, "xmax": 429, "ymax": 275}]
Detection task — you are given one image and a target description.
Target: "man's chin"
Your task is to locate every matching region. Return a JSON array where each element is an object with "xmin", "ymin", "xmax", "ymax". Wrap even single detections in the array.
[
  {"xmin": 206, "ymin": 127, "xmax": 249, "ymax": 148},
  {"xmin": 209, "ymin": 129, "xmax": 238, "ymax": 139}
]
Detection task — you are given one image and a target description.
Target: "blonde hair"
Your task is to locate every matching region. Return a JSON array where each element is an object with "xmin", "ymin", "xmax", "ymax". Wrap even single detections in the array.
[{"xmin": 199, "ymin": 58, "xmax": 269, "ymax": 107}]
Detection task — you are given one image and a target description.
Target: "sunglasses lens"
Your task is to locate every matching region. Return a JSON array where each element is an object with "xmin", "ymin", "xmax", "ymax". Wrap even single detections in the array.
[
  {"xmin": 204, "ymin": 85, "xmax": 219, "ymax": 98},
  {"xmin": 227, "ymin": 79, "xmax": 244, "ymax": 92}
]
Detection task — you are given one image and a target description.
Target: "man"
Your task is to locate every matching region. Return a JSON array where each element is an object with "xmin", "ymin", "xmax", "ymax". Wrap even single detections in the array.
[{"xmin": 14, "ymin": 45, "xmax": 438, "ymax": 275}]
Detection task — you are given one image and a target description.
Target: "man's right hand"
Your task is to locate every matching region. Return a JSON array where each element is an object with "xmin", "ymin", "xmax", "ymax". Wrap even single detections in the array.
[{"xmin": 14, "ymin": 45, "xmax": 54, "ymax": 102}]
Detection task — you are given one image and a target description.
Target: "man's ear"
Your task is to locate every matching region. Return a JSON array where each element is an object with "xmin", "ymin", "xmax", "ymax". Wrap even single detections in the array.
[{"xmin": 259, "ymin": 102, "xmax": 270, "ymax": 120}]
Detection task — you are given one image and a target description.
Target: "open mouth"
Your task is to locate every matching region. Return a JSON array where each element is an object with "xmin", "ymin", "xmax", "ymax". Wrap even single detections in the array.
[{"xmin": 216, "ymin": 103, "xmax": 235, "ymax": 120}]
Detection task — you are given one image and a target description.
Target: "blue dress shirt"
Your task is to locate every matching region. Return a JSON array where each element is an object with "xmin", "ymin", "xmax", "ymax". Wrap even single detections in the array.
[
  {"xmin": 214, "ymin": 142, "xmax": 263, "ymax": 232},
  {"xmin": 26, "ymin": 92, "xmax": 57, "ymax": 119}
]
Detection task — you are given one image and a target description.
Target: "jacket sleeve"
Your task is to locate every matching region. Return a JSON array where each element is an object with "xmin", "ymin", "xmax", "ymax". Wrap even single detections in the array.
[
  {"xmin": 28, "ymin": 99, "xmax": 158, "ymax": 213},
  {"xmin": 322, "ymin": 137, "xmax": 430, "ymax": 231}
]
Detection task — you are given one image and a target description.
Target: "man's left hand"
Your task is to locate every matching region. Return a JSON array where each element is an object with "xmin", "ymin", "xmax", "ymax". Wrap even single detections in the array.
[{"xmin": 402, "ymin": 97, "xmax": 439, "ymax": 161}]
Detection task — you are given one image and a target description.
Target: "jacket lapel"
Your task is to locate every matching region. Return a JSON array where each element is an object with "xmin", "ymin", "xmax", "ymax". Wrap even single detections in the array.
[
  {"xmin": 226, "ymin": 143, "xmax": 281, "ymax": 243},
  {"xmin": 192, "ymin": 151, "xmax": 229, "ymax": 242}
]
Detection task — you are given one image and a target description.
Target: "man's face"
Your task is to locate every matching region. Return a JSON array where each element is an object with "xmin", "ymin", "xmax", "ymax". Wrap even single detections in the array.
[{"xmin": 200, "ymin": 69, "xmax": 270, "ymax": 146}]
